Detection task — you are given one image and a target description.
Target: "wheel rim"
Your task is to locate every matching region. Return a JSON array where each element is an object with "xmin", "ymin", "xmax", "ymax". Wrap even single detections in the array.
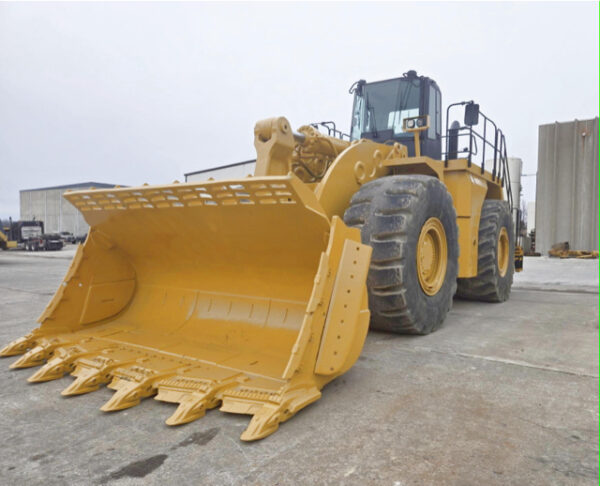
[
  {"xmin": 416, "ymin": 217, "xmax": 448, "ymax": 296},
  {"xmin": 497, "ymin": 227, "xmax": 509, "ymax": 277}
]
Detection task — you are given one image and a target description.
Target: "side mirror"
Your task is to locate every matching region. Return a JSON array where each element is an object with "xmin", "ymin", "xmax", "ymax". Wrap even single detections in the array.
[{"xmin": 464, "ymin": 103, "xmax": 480, "ymax": 126}]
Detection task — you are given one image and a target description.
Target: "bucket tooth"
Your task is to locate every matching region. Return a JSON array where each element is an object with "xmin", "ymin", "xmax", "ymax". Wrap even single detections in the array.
[
  {"xmin": 0, "ymin": 334, "xmax": 35, "ymax": 357},
  {"xmin": 62, "ymin": 347, "xmax": 141, "ymax": 396},
  {"xmin": 28, "ymin": 341, "xmax": 109, "ymax": 383},
  {"xmin": 100, "ymin": 380, "xmax": 150, "ymax": 412},
  {"xmin": 240, "ymin": 404, "xmax": 282, "ymax": 442},
  {"xmin": 28, "ymin": 355, "xmax": 69, "ymax": 383},
  {"xmin": 100, "ymin": 358, "xmax": 182, "ymax": 412},
  {"xmin": 10, "ymin": 345, "xmax": 51, "ymax": 369},
  {"xmin": 9, "ymin": 337, "xmax": 67, "ymax": 369},
  {"xmin": 155, "ymin": 366, "xmax": 241, "ymax": 426},
  {"xmin": 61, "ymin": 368, "xmax": 106, "ymax": 396},
  {"xmin": 221, "ymin": 383, "xmax": 322, "ymax": 441},
  {"xmin": 165, "ymin": 393, "xmax": 210, "ymax": 426}
]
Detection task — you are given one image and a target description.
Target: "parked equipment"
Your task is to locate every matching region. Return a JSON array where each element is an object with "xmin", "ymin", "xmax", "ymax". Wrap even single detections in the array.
[
  {"xmin": 73, "ymin": 234, "xmax": 88, "ymax": 244},
  {"xmin": 2, "ymin": 220, "xmax": 44, "ymax": 249},
  {"xmin": 1, "ymin": 220, "xmax": 65, "ymax": 251},
  {"xmin": 0, "ymin": 230, "xmax": 17, "ymax": 250},
  {"xmin": 1, "ymin": 221, "xmax": 17, "ymax": 250},
  {"xmin": 548, "ymin": 242, "xmax": 599, "ymax": 259},
  {"xmin": 60, "ymin": 232, "xmax": 76, "ymax": 244},
  {"xmin": 1, "ymin": 71, "xmax": 516, "ymax": 441},
  {"xmin": 24, "ymin": 233, "xmax": 64, "ymax": 251}
]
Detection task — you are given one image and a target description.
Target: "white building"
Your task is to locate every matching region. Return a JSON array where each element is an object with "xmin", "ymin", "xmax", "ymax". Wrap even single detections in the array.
[
  {"xmin": 535, "ymin": 118, "xmax": 598, "ymax": 253},
  {"xmin": 20, "ymin": 182, "xmax": 123, "ymax": 236},
  {"xmin": 185, "ymin": 160, "xmax": 256, "ymax": 182},
  {"xmin": 526, "ymin": 201, "xmax": 536, "ymax": 234}
]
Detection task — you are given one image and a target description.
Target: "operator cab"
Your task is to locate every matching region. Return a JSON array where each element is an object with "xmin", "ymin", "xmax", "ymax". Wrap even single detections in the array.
[{"xmin": 349, "ymin": 70, "xmax": 442, "ymax": 159}]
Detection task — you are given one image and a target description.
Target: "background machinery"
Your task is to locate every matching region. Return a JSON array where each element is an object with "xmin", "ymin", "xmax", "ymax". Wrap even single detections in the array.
[
  {"xmin": 23, "ymin": 232, "xmax": 64, "ymax": 252},
  {"xmin": 0, "ymin": 223, "xmax": 17, "ymax": 251},
  {"xmin": 0, "ymin": 220, "xmax": 64, "ymax": 251},
  {"xmin": 1, "ymin": 219, "xmax": 44, "ymax": 250},
  {"xmin": 1, "ymin": 71, "xmax": 516, "ymax": 441}
]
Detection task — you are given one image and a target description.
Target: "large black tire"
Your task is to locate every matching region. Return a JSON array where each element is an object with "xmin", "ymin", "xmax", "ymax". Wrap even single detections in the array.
[
  {"xmin": 344, "ymin": 175, "xmax": 459, "ymax": 334},
  {"xmin": 456, "ymin": 200, "xmax": 514, "ymax": 302}
]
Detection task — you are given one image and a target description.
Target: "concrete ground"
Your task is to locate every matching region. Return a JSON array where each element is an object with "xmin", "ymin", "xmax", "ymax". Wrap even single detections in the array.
[{"xmin": 0, "ymin": 251, "xmax": 597, "ymax": 485}]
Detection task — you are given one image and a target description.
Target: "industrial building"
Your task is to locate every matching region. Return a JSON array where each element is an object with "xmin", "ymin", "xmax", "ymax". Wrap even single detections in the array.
[
  {"xmin": 185, "ymin": 160, "xmax": 256, "ymax": 182},
  {"xmin": 20, "ymin": 182, "xmax": 123, "ymax": 236},
  {"xmin": 535, "ymin": 117, "xmax": 599, "ymax": 254},
  {"xmin": 526, "ymin": 201, "xmax": 536, "ymax": 234},
  {"xmin": 506, "ymin": 157, "xmax": 523, "ymax": 233}
]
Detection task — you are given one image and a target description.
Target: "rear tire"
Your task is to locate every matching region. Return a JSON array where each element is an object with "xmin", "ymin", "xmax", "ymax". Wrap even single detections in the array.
[
  {"xmin": 344, "ymin": 175, "xmax": 459, "ymax": 334},
  {"xmin": 456, "ymin": 200, "xmax": 514, "ymax": 302}
]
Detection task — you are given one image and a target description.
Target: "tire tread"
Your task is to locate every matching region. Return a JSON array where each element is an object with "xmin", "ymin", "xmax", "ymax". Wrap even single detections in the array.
[{"xmin": 344, "ymin": 175, "xmax": 458, "ymax": 334}]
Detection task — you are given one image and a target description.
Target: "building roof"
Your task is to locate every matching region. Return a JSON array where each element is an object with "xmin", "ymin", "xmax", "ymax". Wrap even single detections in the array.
[
  {"xmin": 539, "ymin": 116, "xmax": 599, "ymax": 128},
  {"xmin": 184, "ymin": 159, "xmax": 256, "ymax": 178},
  {"xmin": 20, "ymin": 182, "xmax": 126, "ymax": 193}
]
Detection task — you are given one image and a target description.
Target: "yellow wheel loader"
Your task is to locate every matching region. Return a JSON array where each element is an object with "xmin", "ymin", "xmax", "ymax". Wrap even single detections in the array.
[
  {"xmin": 0, "ymin": 223, "xmax": 17, "ymax": 250},
  {"xmin": 0, "ymin": 229, "xmax": 16, "ymax": 250},
  {"xmin": 1, "ymin": 70, "xmax": 516, "ymax": 441}
]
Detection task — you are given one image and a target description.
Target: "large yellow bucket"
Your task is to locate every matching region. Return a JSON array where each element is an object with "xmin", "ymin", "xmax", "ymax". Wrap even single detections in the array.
[{"xmin": 1, "ymin": 174, "xmax": 371, "ymax": 441}]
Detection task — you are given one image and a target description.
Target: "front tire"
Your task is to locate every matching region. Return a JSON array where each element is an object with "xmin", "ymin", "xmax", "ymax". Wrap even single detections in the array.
[
  {"xmin": 456, "ymin": 200, "xmax": 514, "ymax": 302},
  {"xmin": 344, "ymin": 175, "xmax": 459, "ymax": 335}
]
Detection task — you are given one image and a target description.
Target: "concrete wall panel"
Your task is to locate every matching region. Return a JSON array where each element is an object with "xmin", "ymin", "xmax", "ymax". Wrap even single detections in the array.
[
  {"xmin": 20, "ymin": 183, "xmax": 120, "ymax": 235},
  {"xmin": 535, "ymin": 118, "xmax": 599, "ymax": 254}
]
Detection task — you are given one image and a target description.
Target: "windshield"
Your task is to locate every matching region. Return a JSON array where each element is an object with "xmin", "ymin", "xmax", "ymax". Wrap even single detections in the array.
[{"xmin": 351, "ymin": 78, "xmax": 421, "ymax": 140}]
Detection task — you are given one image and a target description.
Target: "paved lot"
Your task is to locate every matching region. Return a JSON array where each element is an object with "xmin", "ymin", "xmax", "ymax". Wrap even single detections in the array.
[{"xmin": 0, "ymin": 251, "xmax": 598, "ymax": 485}]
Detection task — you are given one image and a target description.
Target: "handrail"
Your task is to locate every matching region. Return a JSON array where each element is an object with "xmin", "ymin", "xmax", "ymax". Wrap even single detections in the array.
[
  {"xmin": 443, "ymin": 101, "xmax": 513, "ymax": 212},
  {"xmin": 310, "ymin": 121, "xmax": 351, "ymax": 141}
]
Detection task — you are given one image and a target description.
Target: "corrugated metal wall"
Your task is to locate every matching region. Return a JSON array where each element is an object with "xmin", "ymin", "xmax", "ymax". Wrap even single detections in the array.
[
  {"xmin": 20, "ymin": 188, "xmax": 90, "ymax": 235},
  {"xmin": 535, "ymin": 117, "xmax": 599, "ymax": 254},
  {"xmin": 19, "ymin": 183, "xmax": 121, "ymax": 235}
]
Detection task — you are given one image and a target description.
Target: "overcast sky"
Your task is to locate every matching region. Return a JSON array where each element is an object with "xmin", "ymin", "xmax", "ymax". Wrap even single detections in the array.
[{"xmin": 0, "ymin": 1, "xmax": 598, "ymax": 219}]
